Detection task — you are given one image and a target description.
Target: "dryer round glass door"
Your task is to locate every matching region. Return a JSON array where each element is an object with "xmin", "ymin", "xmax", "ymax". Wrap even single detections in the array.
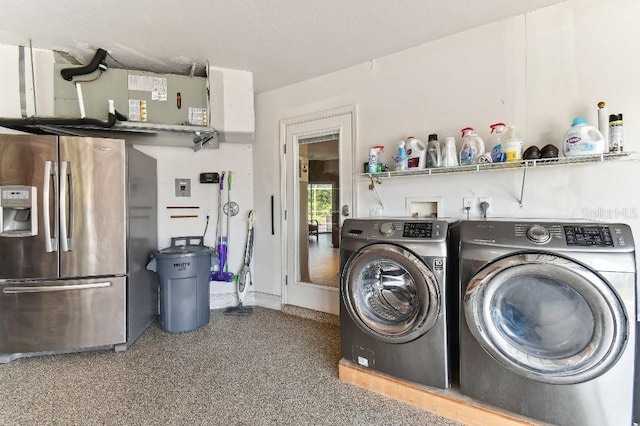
[
  {"xmin": 341, "ymin": 243, "xmax": 440, "ymax": 344},
  {"xmin": 464, "ymin": 252, "xmax": 628, "ymax": 384}
]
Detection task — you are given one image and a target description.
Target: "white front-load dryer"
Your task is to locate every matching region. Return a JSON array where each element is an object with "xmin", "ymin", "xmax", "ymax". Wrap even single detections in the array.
[
  {"xmin": 339, "ymin": 218, "xmax": 454, "ymax": 389},
  {"xmin": 458, "ymin": 220, "xmax": 636, "ymax": 426}
]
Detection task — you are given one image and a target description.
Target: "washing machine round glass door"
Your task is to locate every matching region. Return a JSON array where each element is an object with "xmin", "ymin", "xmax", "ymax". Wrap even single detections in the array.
[
  {"xmin": 464, "ymin": 252, "xmax": 628, "ymax": 384},
  {"xmin": 341, "ymin": 243, "xmax": 440, "ymax": 344}
]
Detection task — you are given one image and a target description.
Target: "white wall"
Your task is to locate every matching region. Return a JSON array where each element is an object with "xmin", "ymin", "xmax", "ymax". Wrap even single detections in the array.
[
  {"xmin": 134, "ymin": 142, "xmax": 256, "ymax": 307},
  {"xmin": 253, "ymin": 0, "xmax": 640, "ymax": 297}
]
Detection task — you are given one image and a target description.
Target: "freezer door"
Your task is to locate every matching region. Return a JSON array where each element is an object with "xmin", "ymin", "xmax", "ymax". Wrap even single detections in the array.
[
  {"xmin": 59, "ymin": 137, "xmax": 126, "ymax": 277},
  {"xmin": 0, "ymin": 135, "xmax": 59, "ymax": 280},
  {"xmin": 0, "ymin": 277, "xmax": 126, "ymax": 355}
]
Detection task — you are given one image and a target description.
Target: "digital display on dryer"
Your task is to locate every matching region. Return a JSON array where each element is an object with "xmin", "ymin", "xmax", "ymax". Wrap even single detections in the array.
[
  {"xmin": 564, "ymin": 226, "xmax": 614, "ymax": 247},
  {"xmin": 403, "ymin": 222, "xmax": 433, "ymax": 238}
]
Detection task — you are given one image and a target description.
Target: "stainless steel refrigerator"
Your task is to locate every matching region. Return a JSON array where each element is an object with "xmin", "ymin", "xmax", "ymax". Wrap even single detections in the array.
[{"xmin": 0, "ymin": 134, "xmax": 158, "ymax": 362}]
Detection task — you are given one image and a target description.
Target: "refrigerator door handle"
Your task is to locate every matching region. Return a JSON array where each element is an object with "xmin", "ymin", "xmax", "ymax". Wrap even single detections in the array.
[
  {"xmin": 3, "ymin": 282, "xmax": 112, "ymax": 294},
  {"xmin": 43, "ymin": 161, "xmax": 58, "ymax": 252},
  {"xmin": 60, "ymin": 161, "xmax": 72, "ymax": 252}
]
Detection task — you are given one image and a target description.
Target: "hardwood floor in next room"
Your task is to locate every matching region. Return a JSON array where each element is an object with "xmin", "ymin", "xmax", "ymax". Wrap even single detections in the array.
[{"xmin": 308, "ymin": 232, "xmax": 340, "ymax": 288}]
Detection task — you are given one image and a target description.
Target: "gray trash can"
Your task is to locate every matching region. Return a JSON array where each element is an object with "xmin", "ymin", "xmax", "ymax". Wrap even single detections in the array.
[{"xmin": 147, "ymin": 236, "xmax": 216, "ymax": 333}]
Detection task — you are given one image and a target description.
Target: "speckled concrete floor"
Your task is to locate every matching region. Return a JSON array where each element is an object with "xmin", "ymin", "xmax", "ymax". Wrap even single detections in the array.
[{"xmin": 0, "ymin": 307, "xmax": 461, "ymax": 425}]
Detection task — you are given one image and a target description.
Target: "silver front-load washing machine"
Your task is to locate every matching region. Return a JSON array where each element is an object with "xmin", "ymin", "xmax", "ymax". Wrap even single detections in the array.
[
  {"xmin": 458, "ymin": 220, "xmax": 636, "ymax": 426},
  {"xmin": 340, "ymin": 218, "xmax": 454, "ymax": 389}
]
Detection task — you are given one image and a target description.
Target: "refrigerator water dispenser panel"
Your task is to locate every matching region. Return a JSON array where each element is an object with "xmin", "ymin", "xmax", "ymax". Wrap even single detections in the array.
[{"xmin": 0, "ymin": 186, "xmax": 38, "ymax": 237}]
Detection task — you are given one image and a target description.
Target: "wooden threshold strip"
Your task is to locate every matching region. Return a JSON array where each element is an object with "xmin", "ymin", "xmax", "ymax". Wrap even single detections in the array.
[{"xmin": 338, "ymin": 359, "xmax": 540, "ymax": 426}]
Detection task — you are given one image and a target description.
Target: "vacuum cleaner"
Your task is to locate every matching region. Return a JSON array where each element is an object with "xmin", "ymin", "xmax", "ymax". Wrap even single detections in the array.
[{"xmin": 224, "ymin": 210, "xmax": 255, "ymax": 316}]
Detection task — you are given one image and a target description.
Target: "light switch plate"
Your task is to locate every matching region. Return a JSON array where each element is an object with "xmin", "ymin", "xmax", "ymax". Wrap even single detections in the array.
[{"xmin": 175, "ymin": 178, "xmax": 191, "ymax": 197}]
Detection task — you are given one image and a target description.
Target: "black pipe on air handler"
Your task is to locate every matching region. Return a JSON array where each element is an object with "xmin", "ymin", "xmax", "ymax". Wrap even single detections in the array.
[
  {"xmin": 0, "ymin": 112, "xmax": 117, "ymax": 129},
  {"xmin": 60, "ymin": 48, "xmax": 108, "ymax": 81}
]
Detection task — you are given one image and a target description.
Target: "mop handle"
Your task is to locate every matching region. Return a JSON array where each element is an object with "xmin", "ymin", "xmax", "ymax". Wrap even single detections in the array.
[
  {"xmin": 216, "ymin": 171, "xmax": 225, "ymax": 241},
  {"xmin": 225, "ymin": 171, "xmax": 232, "ymax": 272},
  {"xmin": 245, "ymin": 210, "xmax": 255, "ymax": 265}
]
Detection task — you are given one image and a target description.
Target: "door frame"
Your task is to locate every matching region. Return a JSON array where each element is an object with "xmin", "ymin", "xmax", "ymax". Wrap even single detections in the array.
[{"xmin": 279, "ymin": 105, "xmax": 358, "ymax": 314}]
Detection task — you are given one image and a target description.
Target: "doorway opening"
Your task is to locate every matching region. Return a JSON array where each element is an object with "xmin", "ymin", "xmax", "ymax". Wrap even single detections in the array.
[{"xmin": 281, "ymin": 106, "xmax": 355, "ymax": 314}]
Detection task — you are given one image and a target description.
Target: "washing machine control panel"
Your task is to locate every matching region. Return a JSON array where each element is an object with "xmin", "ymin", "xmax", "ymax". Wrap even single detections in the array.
[
  {"xmin": 402, "ymin": 222, "xmax": 433, "ymax": 238},
  {"xmin": 526, "ymin": 225, "xmax": 551, "ymax": 244},
  {"xmin": 379, "ymin": 222, "xmax": 395, "ymax": 236},
  {"xmin": 564, "ymin": 226, "xmax": 614, "ymax": 247}
]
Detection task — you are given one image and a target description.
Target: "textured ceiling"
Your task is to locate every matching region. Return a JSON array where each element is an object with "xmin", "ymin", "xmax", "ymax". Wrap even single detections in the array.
[{"xmin": 1, "ymin": 0, "xmax": 564, "ymax": 93}]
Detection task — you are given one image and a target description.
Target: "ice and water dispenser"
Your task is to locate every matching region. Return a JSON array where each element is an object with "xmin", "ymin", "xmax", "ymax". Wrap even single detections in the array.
[{"xmin": 0, "ymin": 186, "xmax": 37, "ymax": 237}]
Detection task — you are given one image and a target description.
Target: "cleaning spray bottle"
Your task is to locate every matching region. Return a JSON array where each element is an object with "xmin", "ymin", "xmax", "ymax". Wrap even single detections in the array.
[
  {"xmin": 459, "ymin": 128, "xmax": 475, "ymax": 165},
  {"xmin": 395, "ymin": 140, "xmax": 409, "ymax": 171},
  {"xmin": 489, "ymin": 122, "xmax": 507, "ymax": 163},
  {"xmin": 367, "ymin": 145, "xmax": 384, "ymax": 173}
]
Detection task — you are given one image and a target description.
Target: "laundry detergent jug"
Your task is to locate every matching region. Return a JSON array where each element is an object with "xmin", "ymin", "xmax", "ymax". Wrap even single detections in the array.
[
  {"xmin": 563, "ymin": 117, "xmax": 605, "ymax": 157},
  {"xmin": 460, "ymin": 127, "xmax": 485, "ymax": 164},
  {"xmin": 406, "ymin": 136, "xmax": 426, "ymax": 169},
  {"xmin": 460, "ymin": 127, "xmax": 485, "ymax": 165}
]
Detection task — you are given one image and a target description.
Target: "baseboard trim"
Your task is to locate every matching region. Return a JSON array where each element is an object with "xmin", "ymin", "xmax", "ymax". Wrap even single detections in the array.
[
  {"xmin": 281, "ymin": 304, "xmax": 339, "ymax": 326},
  {"xmin": 210, "ymin": 291, "xmax": 281, "ymax": 310}
]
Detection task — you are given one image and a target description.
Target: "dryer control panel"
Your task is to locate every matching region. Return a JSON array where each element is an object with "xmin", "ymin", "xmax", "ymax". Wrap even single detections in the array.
[
  {"xmin": 564, "ymin": 226, "xmax": 614, "ymax": 247},
  {"xmin": 461, "ymin": 221, "xmax": 634, "ymax": 251}
]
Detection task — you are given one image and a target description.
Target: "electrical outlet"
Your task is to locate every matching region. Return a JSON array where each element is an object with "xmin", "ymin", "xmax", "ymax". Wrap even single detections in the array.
[
  {"xmin": 204, "ymin": 209, "xmax": 212, "ymax": 218},
  {"xmin": 478, "ymin": 197, "xmax": 492, "ymax": 215},
  {"xmin": 463, "ymin": 197, "xmax": 476, "ymax": 215}
]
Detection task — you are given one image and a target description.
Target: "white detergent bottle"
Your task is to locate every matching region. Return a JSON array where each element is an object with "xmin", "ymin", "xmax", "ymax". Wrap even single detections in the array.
[
  {"xmin": 470, "ymin": 130, "xmax": 485, "ymax": 161},
  {"xmin": 502, "ymin": 125, "xmax": 524, "ymax": 162},
  {"xmin": 442, "ymin": 136, "xmax": 458, "ymax": 167},
  {"xmin": 394, "ymin": 140, "xmax": 409, "ymax": 171},
  {"xmin": 563, "ymin": 117, "xmax": 605, "ymax": 157},
  {"xmin": 406, "ymin": 136, "xmax": 427, "ymax": 169},
  {"xmin": 459, "ymin": 128, "xmax": 475, "ymax": 165}
]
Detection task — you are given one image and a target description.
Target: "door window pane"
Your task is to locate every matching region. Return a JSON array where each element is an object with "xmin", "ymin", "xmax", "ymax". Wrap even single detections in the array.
[{"xmin": 308, "ymin": 183, "xmax": 333, "ymax": 233}]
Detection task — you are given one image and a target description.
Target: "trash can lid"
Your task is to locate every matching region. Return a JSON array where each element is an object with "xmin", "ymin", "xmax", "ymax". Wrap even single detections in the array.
[{"xmin": 154, "ymin": 244, "xmax": 215, "ymax": 259}]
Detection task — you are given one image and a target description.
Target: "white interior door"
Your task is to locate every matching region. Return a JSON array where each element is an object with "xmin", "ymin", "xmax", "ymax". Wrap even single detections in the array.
[{"xmin": 281, "ymin": 107, "xmax": 355, "ymax": 315}]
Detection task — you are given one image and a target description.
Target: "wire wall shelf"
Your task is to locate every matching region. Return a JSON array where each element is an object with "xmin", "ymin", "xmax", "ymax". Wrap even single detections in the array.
[
  {"xmin": 361, "ymin": 152, "xmax": 634, "ymax": 179},
  {"xmin": 361, "ymin": 152, "xmax": 636, "ymax": 208}
]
